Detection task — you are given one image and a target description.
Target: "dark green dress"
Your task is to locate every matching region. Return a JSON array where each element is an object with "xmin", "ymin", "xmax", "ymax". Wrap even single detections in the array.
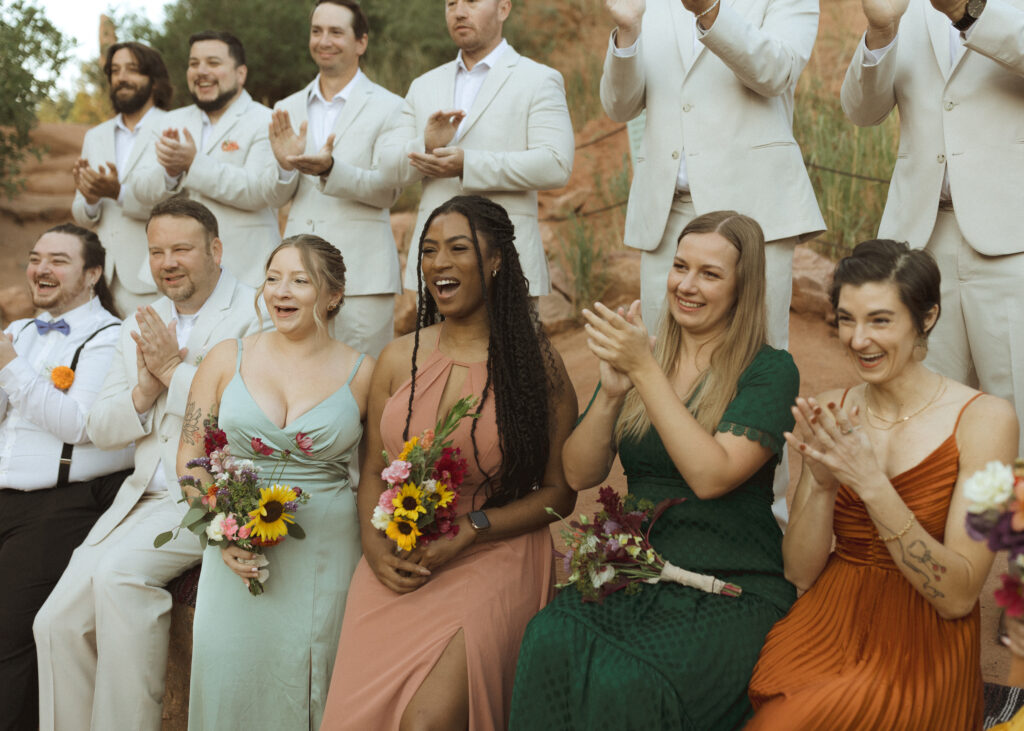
[{"xmin": 509, "ymin": 346, "xmax": 799, "ymax": 731}]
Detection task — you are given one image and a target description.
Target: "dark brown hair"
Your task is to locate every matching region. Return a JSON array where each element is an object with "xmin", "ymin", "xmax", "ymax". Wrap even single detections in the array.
[
  {"xmin": 103, "ymin": 41, "xmax": 173, "ymax": 110},
  {"xmin": 312, "ymin": 0, "xmax": 369, "ymax": 39},
  {"xmin": 43, "ymin": 223, "xmax": 119, "ymax": 319},
  {"xmin": 146, "ymin": 195, "xmax": 219, "ymax": 242},
  {"xmin": 188, "ymin": 30, "xmax": 246, "ymax": 67}
]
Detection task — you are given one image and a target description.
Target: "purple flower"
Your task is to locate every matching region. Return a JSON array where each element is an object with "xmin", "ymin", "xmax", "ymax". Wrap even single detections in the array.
[
  {"xmin": 603, "ymin": 520, "xmax": 622, "ymax": 535},
  {"xmin": 284, "ymin": 501, "xmax": 298, "ymax": 512},
  {"xmin": 561, "ymin": 549, "xmax": 574, "ymax": 574},
  {"xmin": 186, "ymin": 457, "xmax": 212, "ymax": 470},
  {"xmin": 987, "ymin": 512, "xmax": 1024, "ymax": 559}
]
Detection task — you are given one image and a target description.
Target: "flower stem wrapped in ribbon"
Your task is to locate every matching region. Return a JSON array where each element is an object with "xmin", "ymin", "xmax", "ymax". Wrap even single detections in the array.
[
  {"xmin": 372, "ymin": 395, "xmax": 478, "ymax": 552},
  {"xmin": 551, "ymin": 486, "xmax": 742, "ymax": 602}
]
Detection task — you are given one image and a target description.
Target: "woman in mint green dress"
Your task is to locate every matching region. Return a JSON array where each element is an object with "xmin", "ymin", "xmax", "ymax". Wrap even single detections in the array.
[
  {"xmin": 510, "ymin": 211, "xmax": 798, "ymax": 730},
  {"xmin": 177, "ymin": 236, "xmax": 372, "ymax": 730}
]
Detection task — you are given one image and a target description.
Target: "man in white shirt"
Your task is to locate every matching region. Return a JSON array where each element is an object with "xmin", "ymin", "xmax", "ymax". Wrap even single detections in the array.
[
  {"xmin": 72, "ymin": 42, "xmax": 172, "ymax": 315},
  {"xmin": 132, "ymin": 31, "xmax": 290, "ymax": 289},
  {"xmin": 270, "ymin": 0, "xmax": 404, "ymax": 356},
  {"xmin": 33, "ymin": 197, "xmax": 263, "ymax": 731},
  {"xmin": 0, "ymin": 224, "xmax": 135, "ymax": 731},
  {"xmin": 381, "ymin": 0, "xmax": 575, "ymax": 298},
  {"xmin": 842, "ymin": 0, "xmax": 1024, "ymax": 453}
]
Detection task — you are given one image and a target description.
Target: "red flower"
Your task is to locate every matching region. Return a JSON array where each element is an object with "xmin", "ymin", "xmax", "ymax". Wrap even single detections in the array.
[
  {"xmin": 433, "ymin": 447, "xmax": 467, "ymax": 487},
  {"xmin": 204, "ymin": 427, "xmax": 228, "ymax": 456},
  {"xmin": 251, "ymin": 437, "xmax": 274, "ymax": 456},
  {"xmin": 995, "ymin": 573, "xmax": 1024, "ymax": 619},
  {"xmin": 295, "ymin": 432, "xmax": 314, "ymax": 456}
]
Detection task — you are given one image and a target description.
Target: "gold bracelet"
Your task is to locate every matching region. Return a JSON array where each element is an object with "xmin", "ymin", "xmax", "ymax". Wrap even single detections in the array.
[
  {"xmin": 696, "ymin": 0, "xmax": 721, "ymax": 20},
  {"xmin": 880, "ymin": 513, "xmax": 916, "ymax": 542}
]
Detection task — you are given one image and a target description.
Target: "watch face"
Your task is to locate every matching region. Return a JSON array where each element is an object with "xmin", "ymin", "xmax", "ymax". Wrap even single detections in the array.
[
  {"xmin": 470, "ymin": 510, "xmax": 490, "ymax": 530},
  {"xmin": 968, "ymin": 0, "xmax": 985, "ymax": 16}
]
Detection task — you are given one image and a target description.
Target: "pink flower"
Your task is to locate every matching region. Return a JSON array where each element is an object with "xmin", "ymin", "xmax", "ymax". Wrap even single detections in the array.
[
  {"xmin": 238, "ymin": 524, "xmax": 251, "ymax": 540},
  {"xmin": 381, "ymin": 460, "xmax": 412, "ymax": 486},
  {"xmin": 420, "ymin": 429, "xmax": 435, "ymax": 451},
  {"xmin": 996, "ymin": 573, "xmax": 1024, "ymax": 618},
  {"xmin": 222, "ymin": 514, "xmax": 239, "ymax": 540},
  {"xmin": 251, "ymin": 437, "xmax": 273, "ymax": 456},
  {"xmin": 378, "ymin": 486, "xmax": 399, "ymax": 510},
  {"xmin": 295, "ymin": 432, "xmax": 314, "ymax": 456}
]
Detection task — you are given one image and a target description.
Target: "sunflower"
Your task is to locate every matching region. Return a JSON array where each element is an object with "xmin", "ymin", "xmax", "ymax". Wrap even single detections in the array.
[
  {"xmin": 392, "ymin": 483, "xmax": 427, "ymax": 521},
  {"xmin": 244, "ymin": 484, "xmax": 298, "ymax": 542},
  {"xmin": 397, "ymin": 436, "xmax": 419, "ymax": 462},
  {"xmin": 386, "ymin": 518, "xmax": 422, "ymax": 552},
  {"xmin": 434, "ymin": 482, "xmax": 455, "ymax": 508}
]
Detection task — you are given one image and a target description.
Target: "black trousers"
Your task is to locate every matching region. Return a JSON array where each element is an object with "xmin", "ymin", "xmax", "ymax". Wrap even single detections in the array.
[{"xmin": 0, "ymin": 469, "xmax": 130, "ymax": 731}]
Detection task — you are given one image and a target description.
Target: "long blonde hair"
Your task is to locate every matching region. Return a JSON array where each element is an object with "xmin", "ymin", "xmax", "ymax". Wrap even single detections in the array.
[{"xmin": 614, "ymin": 211, "xmax": 768, "ymax": 443}]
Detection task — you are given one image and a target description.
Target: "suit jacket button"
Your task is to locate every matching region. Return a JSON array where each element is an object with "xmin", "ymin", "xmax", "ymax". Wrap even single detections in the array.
[
  {"xmin": 943, "ymin": 100, "xmax": 955, "ymax": 111},
  {"xmin": 937, "ymin": 154, "xmax": 946, "ymax": 163},
  {"xmin": 672, "ymin": 150, "xmax": 680, "ymax": 160},
  {"xmin": 682, "ymin": 103, "xmax": 692, "ymax": 112}
]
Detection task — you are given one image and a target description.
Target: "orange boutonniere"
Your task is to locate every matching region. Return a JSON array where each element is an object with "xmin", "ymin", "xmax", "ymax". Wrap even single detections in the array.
[
  {"xmin": 51, "ymin": 366, "xmax": 74, "ymax": 391},
  {"xmin": 221, "ymin": 140, "xmax": 239, "ymax": 152}
]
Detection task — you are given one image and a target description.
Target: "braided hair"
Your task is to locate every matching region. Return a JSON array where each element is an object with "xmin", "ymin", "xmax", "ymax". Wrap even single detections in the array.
[{"xmin": 404, "ymin": 195, "xmax": 560, "ymax": 509}]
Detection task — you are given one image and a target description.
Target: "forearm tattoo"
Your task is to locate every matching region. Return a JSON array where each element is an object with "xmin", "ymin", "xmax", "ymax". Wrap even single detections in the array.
[
  {"xmin": 182, "ymin": 397, "xmax": 201, "ymax": 446},
  {"xmin": 900, "ymin": 539, "xmax": 948, "ymax": 599}
]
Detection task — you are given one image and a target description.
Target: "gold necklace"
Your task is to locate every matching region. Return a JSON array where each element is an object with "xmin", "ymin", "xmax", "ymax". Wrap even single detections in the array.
[{"xmin": 864, "ymin": 376, "xmax": 946, "ymax": 431}]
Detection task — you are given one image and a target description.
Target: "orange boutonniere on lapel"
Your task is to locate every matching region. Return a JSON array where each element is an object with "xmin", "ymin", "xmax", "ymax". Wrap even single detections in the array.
[
  {"xmin": 221, "ymin": 140, "xmax": 239, "ymax": 152},
  {"xmin": 50, "ymin": 366, "xmax": 75, "ymax": 391}
]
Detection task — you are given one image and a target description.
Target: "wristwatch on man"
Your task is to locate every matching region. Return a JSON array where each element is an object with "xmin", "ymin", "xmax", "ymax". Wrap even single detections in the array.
[
  {"xmin": 468, "ymin": 510, "xmax": 491, "ymax": 532},
  {"xmin": 953, "ymin": 0, "xmax": 986, "ymax": 31}
]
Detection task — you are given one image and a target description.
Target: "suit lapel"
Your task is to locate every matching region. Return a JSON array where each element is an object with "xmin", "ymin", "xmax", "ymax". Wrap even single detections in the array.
[
  {"xmin": 122, "ymin": 108, "xmax": 165, "ymax": 177},
  {"xmin": 330, "ymin": 75, "xmax": 370, "ymax": 147},
  {"xmin": 202, "ymin": 91, "xmax": 250, "ymax": 154},
  {"xmin": 669, "ymin": 0, "xmax": 697, "ymax": 74},
  {"xmin": 923, "ymin": 0, "xmax": 952, "ymax": 79},
  {"xmin": 287, "ymin": 81, "xmax": 314, "ymax": 154},
  {"xmin": 184, "ymin": 269, "xmax": 239, "ymax": 361},
  {"xmin": 458, "ymin": 48, "xmax": 517, "ymax": 139}
]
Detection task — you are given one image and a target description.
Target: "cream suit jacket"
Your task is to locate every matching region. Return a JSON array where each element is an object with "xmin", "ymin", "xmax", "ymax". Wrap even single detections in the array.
[
  {"xmin": 71, "ymin": 109, "xmax": 168, "ymax": 295},
  {"xmin": 841, "ymin": 0, "xmax": 1024, "ymax": 254},
  {"xmin": 382, "ymin": 46, "xmax": 575, "ymax": 296},
  {"xmin": 602, "ymin": 0, "xmax": 825, "ymax": 249},
  {"xmin": 274, "ymin": 75, "xmax": 404, "ymax": 296},
  {"xmin": 84, "ymin": 269, "xmax": 261, "ymax": 544},
  {"xmin": 132, "ymin": 91, "xmax": 291, "ymax": 288}
]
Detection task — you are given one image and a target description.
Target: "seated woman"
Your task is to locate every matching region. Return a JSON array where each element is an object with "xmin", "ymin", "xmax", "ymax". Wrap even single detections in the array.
[
  {"xmin": 510, "ymin": 211, "xmax": 799, "ymax": 730},
  {"xmin": 747, "ymin": 240, "xmax": 1019, "ymax": 729},
  {"xmin": 319, "ymin": 196, "xmax": 577, "ymax": 730},
  {"xmin": 178, "ymin": 235, "xmax": 372, "ymax": 730}
]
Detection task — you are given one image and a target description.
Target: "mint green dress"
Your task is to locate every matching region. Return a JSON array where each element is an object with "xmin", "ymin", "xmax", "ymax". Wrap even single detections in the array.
[
  {"xmin": 188, "ymin": 342, "xmax": 364, "ymax": 731},
  {"xmin": 509, "ymin": 346, "xmax": 799, "ymax": 731}
]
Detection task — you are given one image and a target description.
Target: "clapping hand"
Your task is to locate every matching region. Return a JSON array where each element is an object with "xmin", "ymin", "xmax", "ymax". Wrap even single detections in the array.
[
  {"xmin": 268, "ymin": 109, "xmax": 305, "ymax": 171},
  {"xmin": 409, "ymin": 147, "xmax": 465, "ymax": 179},
  {"xmin": 155, "ymin": 128, "xmax": 197, "ymax": 178},
  {"xmin": 606, "ymin": 0, "xmax": 645, "ymax": 46},
  {"xmin": 423, "ymin": 109, "xmax": 465, "ymax": 151},
  {"xmin": 73, "ymin": 159, "xmax": 121, "ymax": 204},
  {"xmin": 582, "ymin": 300, "xmax": 654, "ymax": 380},
  {"xmin": 861, "ymin": 0, "xmax": 911, "ymax": 48},
  {"xmin": 0, "ymin": 331, "xmax": 17, "ymax": 369},
  {"xmin": 131, "ymin": 306, "xmax": 186, "ymax": 388},
  {"xmin": 288, "ymin": 134, "xmax": 336, "ymax": 177}
]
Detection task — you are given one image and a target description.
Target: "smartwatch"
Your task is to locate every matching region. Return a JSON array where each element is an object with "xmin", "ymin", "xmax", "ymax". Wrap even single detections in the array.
[
  {"xmin": 953, "ymin": 0, "xmax": 986, "ymax": 31},
  {"xmin": 468, "ymin": 510, "xmax": 491, "ymax": 532}
]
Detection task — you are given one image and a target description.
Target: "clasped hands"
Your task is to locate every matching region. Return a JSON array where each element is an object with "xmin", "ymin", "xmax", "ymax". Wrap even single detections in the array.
[
  {"xmin": 366, "ymin": 514, "xmax": 477, "ymax": 594},
  {"xmin": 130, "ymin": 306, "xmax": 186, "ymax": 412},
  {"xmin": 861, "ymin": 0, "xmax": 970, "ymax": 47},
  {"xmin": 72, "ymin": 159, "xmax": 120, "ymax": 205},
  {"xmin": 268, "ymin": 109, "xmax": 336, "ymax": 177},
  {"xmin": 409, "ymin": 109, "xmax": 466, "ymax": 179}
]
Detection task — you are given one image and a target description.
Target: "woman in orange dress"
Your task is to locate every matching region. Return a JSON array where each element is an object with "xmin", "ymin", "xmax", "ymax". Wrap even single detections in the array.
[
  {"xmin": 747, "ymin": 240, "xmax": 1019, "ymax": 730},
  {"xmin": 319, "ymin": 195, "xmax": 577, "ymax": 730}
]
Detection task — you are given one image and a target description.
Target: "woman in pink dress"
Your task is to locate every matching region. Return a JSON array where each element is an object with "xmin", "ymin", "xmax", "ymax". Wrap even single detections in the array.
[{"xmin": 320, "ymin": 195, "xmax": 578, "ymax": 730}]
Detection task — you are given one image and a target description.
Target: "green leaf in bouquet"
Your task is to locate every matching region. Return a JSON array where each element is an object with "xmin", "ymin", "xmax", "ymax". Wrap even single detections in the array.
[
  {"xmin": 289, "ymin": 522, "xmax": 306, "ymax": 540},
  {"xmin": 199, "ymin": 532, "xmax": 208, "ymax": 549},
  {"xmin": 154, "ymin": 531, "xmax": 174, "ymax": 548},
  {"xmin": 183, "ymin": 506, "xmax": 209, "ymax": 530}
]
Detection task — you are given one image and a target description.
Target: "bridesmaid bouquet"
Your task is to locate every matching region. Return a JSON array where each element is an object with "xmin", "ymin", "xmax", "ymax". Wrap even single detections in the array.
[
  {"xmin": 964, "ymin": 459, "xmax": 1024, "ymax": 616},
  {"xmin": 372, "ymin": 395, "xmax": 477, "ymax": 552},
  {"xmin": 154, "ymin": 418, "xmax": 312, "ymax": 596},
  {"xmin": 551, "ymin": 486, "xmax": 742, "ymax": 603}
]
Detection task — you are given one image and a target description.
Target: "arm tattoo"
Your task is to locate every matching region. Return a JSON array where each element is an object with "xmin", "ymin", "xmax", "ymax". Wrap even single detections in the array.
[
  {"xmin": 182, "ymin": 397, "xmax": 201, "ymax": 446},
  {"xmin": 898, "ymin": 539, "xmax": 947, "ymax": 599}
]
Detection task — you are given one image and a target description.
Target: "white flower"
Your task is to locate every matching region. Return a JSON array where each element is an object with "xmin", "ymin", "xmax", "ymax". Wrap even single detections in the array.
[
  {"xmin": 582, "ymin": 534, "xmax": 599, "ymax": 554},
  {"xmin": 421, "ymin": 479, "xmax": 437, "ymax": 494},
  {"xmin": 589, "ymin": 565, "xmax": 616, "ymax": 589},
  {"xmin": 963, "ymin": 461, "xmax": 1015, "ymax": 513},
  {"xmin": 206, "ymin": 513, "xmax": 227, "ymax": 541},
  {"xmin": 371, "ymin": 506, "xmax": 391, "ymax": 531}
]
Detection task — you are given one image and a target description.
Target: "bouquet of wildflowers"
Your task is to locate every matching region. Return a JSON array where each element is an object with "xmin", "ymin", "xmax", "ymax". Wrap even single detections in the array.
[
  {"xmin": 552, "ymin": 486, "xmax": 742, "ymax": 602},
  {"xmin": 371, "ymin": 396, "xmax": 477, "ymax": 552},
  {"xmin": 154, "ymin": 418, "xmax": 312, "ymax": 596},
  {"xmin": 965, "ymin": 459, "xmax": 1024, "ymax": 616}
]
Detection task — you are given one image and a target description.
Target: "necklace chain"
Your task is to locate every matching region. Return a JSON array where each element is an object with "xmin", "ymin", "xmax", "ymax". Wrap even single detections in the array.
[{"xmin": 864, "ymin": 376, "xmax": 946, "ymax": 431}]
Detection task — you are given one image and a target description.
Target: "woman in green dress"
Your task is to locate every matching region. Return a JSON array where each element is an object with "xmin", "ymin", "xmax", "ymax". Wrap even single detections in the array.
[{"xmin": 509, "ymin": 211, "xmax": 798, "ymax": 730}]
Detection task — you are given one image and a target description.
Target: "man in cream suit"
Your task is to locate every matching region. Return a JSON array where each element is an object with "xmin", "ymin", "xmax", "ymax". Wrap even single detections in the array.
[
  {"xmin": 842, "ymin": 0, "xmax": 1024, "ymax": 452},
  {"xmin": 71, "ymin": 41, "xmax": 172, "ymax": 315},
  {"xmin": 382, "ymin": 0, "xmax": 575, "ymax": 297},
  {"xmin": 603, "ymin": 0, "xmax": 826, "ymax": 529},
  {"xmin": 133, "ymin": 31, "xmax": 290, "ymax": 289},
  {"xmin": 270, "ymin": 0, "xmax": 404, "ymax": 356},
  {"xmin": 33, "ymin": 197, "xmax": 262, "ymax": 731}
]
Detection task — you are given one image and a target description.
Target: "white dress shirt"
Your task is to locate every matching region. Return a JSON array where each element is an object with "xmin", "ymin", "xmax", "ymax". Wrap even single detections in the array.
[
  {"xmin": 84, "ymin": 105, "xmax": 160, "ymax": 217},
  {"xmin": 452, "ymin": 39, "xmax": 510, "ymax": 142},
  {"xmin": 0, "ymin": 298, "xmax": 135, "ymax": 490}
]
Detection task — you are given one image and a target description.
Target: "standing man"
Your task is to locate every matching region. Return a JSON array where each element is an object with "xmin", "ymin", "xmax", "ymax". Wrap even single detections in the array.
[
  {"xmin": 601, "ymin": 0, "xmax": 826, "ymax": 529},
  {"xmin": 72, "ymin": 42, "xmax": 172, "ymax": 315},
  {"xmin": 133, "ymin": 31, "xmax": 290, "ymax": 289},
  {"xmin": 270, "ymin": 0, "xmax": 404, "ymax": 356},
  {"xmin": 0, "ymin": 225, "xmax": 134, "ymax": 731},
  {"xmin": 382, "ymin": 0, "xmax": 575, "ymax": 298},
  {"xmin": 33, "ymin": 197, "xmax": 262, "ymax": 731},
  {"xmin": 842, "ymin": 0, "xmax": 1024, "ymax": 453}
]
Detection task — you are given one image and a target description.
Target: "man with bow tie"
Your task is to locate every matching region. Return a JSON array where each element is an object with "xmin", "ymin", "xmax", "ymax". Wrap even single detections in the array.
[
  {"xmin": 0, "ymin": 224, "xmax": 135, "ymax": 730},
  {"xmin": 132, "ymin": 30, "xmax": 290, "ymax": 289},
  {"xmin": 842, "ymin": 0, "xmax": 1024, "ymax": 453},
  {"xmin": 33, "ymin": 197, "xmax": 264, "ymax": 731}
]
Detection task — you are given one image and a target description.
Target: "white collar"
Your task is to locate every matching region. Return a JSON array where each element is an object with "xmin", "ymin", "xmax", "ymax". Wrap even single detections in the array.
[
  {"xmin": 309, "ymin": 69, "xmax": 363, "ymax": 104},
  {"xmin": 456, "ymin": 38, "xmax": 509, "ymax": 73},
  {"xmin": 115, "ymin": 104, "xmax": 157, "ymax": 134}
]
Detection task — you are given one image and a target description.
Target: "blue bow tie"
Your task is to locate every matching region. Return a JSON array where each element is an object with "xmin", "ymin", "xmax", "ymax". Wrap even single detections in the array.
[{"xmin": 35, "ymin": 318, "xmax": 70, "ymax": 336}]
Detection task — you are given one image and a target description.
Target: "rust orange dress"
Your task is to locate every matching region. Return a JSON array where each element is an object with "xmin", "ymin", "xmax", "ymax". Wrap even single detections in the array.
[{"xmin": 747, "ymin": 393, "xmax": 984, "ymax": 730}]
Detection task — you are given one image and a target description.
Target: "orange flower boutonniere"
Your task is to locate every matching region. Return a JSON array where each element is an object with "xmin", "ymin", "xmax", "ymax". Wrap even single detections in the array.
[
  {"xmin": 221, "ymin": 140, "xmax": 239, "ymax": 152},
  {"xmin": 51, "ymin": 366, "xmax": 75, "ymax": 391}
]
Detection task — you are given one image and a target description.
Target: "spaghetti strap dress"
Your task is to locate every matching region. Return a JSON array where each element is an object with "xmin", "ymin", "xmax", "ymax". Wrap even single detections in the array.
[
  {"xmin": 319, "ymin": 342, "xmax": 556, "ymax": 730},
  {"xmin": 188, "ymin": 340, "xmax": 365, "ymax": 731},
  {"xmin": 747, "ymin": 392, "xmax": 986, "ymax": 730},
  {"xmin": 509, "ymin": 346, "xmax": 799, "ymax": 731}
]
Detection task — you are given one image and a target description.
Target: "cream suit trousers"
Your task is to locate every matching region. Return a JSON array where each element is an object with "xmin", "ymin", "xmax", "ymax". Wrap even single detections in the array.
[
  {"xmin": 924, "ymin": 209, "xmax": 1024, "ymax": 454},
  {"xmin": 638, "ymin": 193, "xmax": 795, "ymax": 529},
  {"xmin": 34, "ymin": 492, "xmax": 202, "ymax": 731}
]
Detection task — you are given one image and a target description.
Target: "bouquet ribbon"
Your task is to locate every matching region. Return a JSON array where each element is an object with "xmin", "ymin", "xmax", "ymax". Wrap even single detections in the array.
[{"xmin": 656, "ymin": 561, "xmax": 743, "ymax": 598}]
